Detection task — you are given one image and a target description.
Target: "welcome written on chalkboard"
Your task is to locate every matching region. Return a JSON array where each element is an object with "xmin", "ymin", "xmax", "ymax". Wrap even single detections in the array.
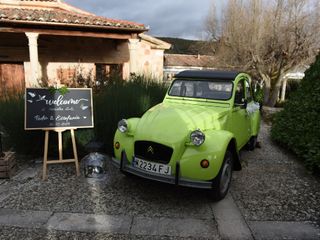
[{"xmin": 25, "ymin": 88, "xmax": 94, "ymax": 130}]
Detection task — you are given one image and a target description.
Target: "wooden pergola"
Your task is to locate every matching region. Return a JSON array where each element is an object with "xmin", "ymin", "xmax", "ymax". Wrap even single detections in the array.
[{"xmin": 0, "ymin": 0, "xmax": 147, "ymax": 87}]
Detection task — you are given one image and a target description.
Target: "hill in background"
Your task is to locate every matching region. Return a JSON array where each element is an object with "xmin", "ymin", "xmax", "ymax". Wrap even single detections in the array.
[{"xmin": 158, "ymin": 37, "xmax": 216, "ymax": 56}]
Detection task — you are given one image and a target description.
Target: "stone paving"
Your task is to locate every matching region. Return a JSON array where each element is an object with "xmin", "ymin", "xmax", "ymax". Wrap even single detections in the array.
[{"xmin": 0, "ymin": 122, "xmax": 319, "ymax": 239}]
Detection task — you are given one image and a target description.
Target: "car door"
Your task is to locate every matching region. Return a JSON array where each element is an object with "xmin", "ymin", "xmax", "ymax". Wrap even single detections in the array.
[{"xmin": 229, "ymin": 79, "xmax": 251, "ymax": 149}]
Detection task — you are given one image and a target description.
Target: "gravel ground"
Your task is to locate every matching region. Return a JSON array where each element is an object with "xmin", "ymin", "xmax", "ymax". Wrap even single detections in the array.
[
  {"xmin": 0, "ymin": 163, "xmax": 219, "ymax": 239},
  {"xmin": 0, "ymin": 226, "xmax": 209, "ymax": 240},
  {"xmin": 0, "ymin": 161, "xmax": 214, "ymax": 220},
  {"xmin": 0, "ymin": 121, "xmax": 319, "ymax": 238},
  {"xmin": 231, "ymin": 121, "xmax": 320, "ymax": 226}
]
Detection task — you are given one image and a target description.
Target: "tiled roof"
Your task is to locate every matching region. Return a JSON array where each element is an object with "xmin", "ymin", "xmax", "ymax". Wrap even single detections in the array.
[
  {"xmin": 139, "ymin": 34, "xmax": 171, "ymax": 50},
  {"xmin": 164, "ymin": 54, "xmax": 216, "ymax": 68},
  {"xmin": 19, "ymin": 0, "xmax": 58, "ymax": 2},
  {"xmin": 0, "ymin": 1, "xmax": 146, "ymax": 31}
]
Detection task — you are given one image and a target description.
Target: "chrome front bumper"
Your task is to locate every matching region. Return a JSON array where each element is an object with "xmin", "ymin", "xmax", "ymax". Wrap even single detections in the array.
[{"xmin": 111, "ymin": 150, "xmax": 213, "ymax": 189}]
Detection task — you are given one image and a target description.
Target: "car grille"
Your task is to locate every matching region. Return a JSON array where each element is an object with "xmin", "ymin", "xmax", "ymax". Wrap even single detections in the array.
[{"xmin": 134, "ymin": 141, "xmax": 173, "ymax": 164}]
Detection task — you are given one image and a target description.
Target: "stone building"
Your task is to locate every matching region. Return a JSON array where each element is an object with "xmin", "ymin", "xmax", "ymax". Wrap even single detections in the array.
[{"xmin": 0, "ymin": 0, "xmax": 170, "ymax": 93}]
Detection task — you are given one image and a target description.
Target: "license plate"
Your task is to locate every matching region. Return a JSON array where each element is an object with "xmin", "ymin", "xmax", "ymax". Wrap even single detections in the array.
[{"xmin": 132, "ymin": 157, "xmax": 171, "ymax": 176}]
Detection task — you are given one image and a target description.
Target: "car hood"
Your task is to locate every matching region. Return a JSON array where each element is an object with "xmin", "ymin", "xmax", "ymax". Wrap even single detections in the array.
[{"xmin": 134, "ymin": 102, "xmax": 229, "ymax": 144}]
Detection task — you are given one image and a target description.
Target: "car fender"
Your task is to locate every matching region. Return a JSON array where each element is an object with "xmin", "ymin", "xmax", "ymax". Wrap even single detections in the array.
[
  {"xmin": 179, "ymin": 130, "xmax": 237, "ymax": 181},
  {"xmin": 114, "ymin": 118, "xmax": 140, "ymax": 161}
]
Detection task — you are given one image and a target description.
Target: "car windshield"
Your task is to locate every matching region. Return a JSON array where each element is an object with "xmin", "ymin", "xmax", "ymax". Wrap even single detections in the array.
[{"xmin": 168, "ymin": 79, "xmax": 233, "ymax": 100}]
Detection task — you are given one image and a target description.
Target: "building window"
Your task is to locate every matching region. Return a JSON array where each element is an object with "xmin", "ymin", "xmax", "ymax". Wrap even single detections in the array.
[
  {"xmin": 109, "ymin": 64, "xmax": 123, "ymax": 78},
  {"xmin": 57, "ymin": 67, "xmax": 76, "ymax": 85},
  {"xmin": 95, "ymin": 64, "xmax": 107, "ymax": 82},
  {"xmin": 95, "ymin": 63, "xmax": 123, "ymax": 81}
]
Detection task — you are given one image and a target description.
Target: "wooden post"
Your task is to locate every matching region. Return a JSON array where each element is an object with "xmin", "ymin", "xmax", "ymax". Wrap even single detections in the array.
[
  {"xmin": 42, "ymin": 128, "xmax": 80, "ymax": 180},
  {"xmin": 71, "ymin": 129, "xmax": 80, "ymax": 176},
  {"xmin": 58, "ymin": 130, "xmax": 63, "ymax": 161},
  {"xmin": 42, "ymin": 130, "xmax": 49, "ymax": 180}
]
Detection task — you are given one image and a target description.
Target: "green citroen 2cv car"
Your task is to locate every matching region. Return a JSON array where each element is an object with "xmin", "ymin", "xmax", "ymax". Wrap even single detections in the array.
[{"xmin": 112, "ymin": 70, "xmax": 261, "ymax": 200}]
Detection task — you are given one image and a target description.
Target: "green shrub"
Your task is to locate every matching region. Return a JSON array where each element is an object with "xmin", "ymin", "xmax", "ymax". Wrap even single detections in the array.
[
  {"xmin": 94, "ymin": 74, "xmax": 167, "ymax": 154},
  {"xmin": 0, "ymin": 74, "xmax": 167, "ymax": 157},
  {"xmin": 0, "ymin": 94, "xmax": 96, "ymax": 158},
  {"xmin": 0, "ymin": 94, "xmax": 43, "ymax": 155},
  {"xmin": 271, "ymin": 55, "xmax": 320, "ymax": 172},
  {"xmin": 253, "ymin": 82, "xmax": 264, "ymax": 105},
  {"xmin": 286, "ymin": 80, "xmax": 300, "ymax": 100}
]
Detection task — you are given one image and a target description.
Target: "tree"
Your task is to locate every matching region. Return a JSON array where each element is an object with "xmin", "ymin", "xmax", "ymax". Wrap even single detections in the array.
[{"xmin": 206, "ymin": 0, "xmax": 320, "ymax": 106}]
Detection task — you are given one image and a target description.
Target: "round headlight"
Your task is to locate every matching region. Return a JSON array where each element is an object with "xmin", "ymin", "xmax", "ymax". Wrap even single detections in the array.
[
  {"xmin": 190, "ymin": 130, "xmax": 205, "ymax": 146},
  {"xmin": 118, "ymin": 119, "xmax": 128, "ymax": 133}
]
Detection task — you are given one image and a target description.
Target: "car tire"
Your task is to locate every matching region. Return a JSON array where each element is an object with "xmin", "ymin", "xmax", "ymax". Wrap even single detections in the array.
[
  {"xmin": 211, "ymin": 150, "xmax": 233, "ymax": 201},
  {"xmin": 246, "ymin": 136, "xmax": 257, "ymax": 151}
]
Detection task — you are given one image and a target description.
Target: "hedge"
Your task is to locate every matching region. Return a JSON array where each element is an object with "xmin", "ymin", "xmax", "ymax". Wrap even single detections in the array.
[
  {"xmin": 93, "ymin": 75, "xmax": 167, "ymax": 154},
  {"xmin": 271, "ymin": 54, "xmax": 320, "ymax": 172},
  {"xmin": 0, "ymin": 75, "xmax": 167, "ymax": 158}
]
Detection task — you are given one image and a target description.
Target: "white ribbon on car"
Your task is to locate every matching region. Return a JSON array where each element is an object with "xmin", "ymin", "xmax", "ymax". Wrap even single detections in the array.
[{"xmin": 246, "ymin": 102, "xmax": 260, "ymax": 115}]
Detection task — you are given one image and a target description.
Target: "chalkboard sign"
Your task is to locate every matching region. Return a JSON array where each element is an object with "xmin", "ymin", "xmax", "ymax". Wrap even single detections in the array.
[{"xmin": 25, "ymin": 88, "xmax": 94, "ymax": 130}]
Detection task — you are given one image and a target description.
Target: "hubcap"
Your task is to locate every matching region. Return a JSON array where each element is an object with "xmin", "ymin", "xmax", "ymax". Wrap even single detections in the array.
[{"xmin": 220, "ymin": 155, "xmax": 232, "ymax": 194}]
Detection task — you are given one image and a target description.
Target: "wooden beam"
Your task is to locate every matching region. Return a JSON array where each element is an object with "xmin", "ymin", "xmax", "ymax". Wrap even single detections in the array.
[
  {"xmin": 0, "ymin": 27, "xmax": 132, "ymax": 39},
  {"xmin": 131, "ymin": 33, "xmax": 138, "ymax": 39}
]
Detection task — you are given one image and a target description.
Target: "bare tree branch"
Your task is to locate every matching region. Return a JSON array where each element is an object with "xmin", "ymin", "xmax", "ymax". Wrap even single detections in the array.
[{"xmin": 206, "ymin": 0, "xmax": 320, "ymax": 106}]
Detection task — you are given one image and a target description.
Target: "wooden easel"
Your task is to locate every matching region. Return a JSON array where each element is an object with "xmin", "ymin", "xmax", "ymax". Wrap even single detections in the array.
[{"xmin": 42, "ymin": 128, "xmax": 80, "ymax": 180}]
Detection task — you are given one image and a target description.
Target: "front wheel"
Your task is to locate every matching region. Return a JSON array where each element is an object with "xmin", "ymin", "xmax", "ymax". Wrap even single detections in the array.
[{"xmin": 211, "ymin": 150, "xmax": 233, "ymax": 201}]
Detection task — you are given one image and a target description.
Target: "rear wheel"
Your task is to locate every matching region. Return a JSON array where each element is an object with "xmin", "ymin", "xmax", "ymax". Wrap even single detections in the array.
[
  {"xmin": 246, "ymin": 136, "xmax": 257, "ymax": 151},
  {"xmin": 211, "ymin": 150, "xmax": 233, "ymax": 201}
]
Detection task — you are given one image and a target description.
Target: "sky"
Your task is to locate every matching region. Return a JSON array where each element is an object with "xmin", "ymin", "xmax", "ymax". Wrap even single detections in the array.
[{"xmin": 64, "ymin": 0, "xmax": 215, "ymax": 40}]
